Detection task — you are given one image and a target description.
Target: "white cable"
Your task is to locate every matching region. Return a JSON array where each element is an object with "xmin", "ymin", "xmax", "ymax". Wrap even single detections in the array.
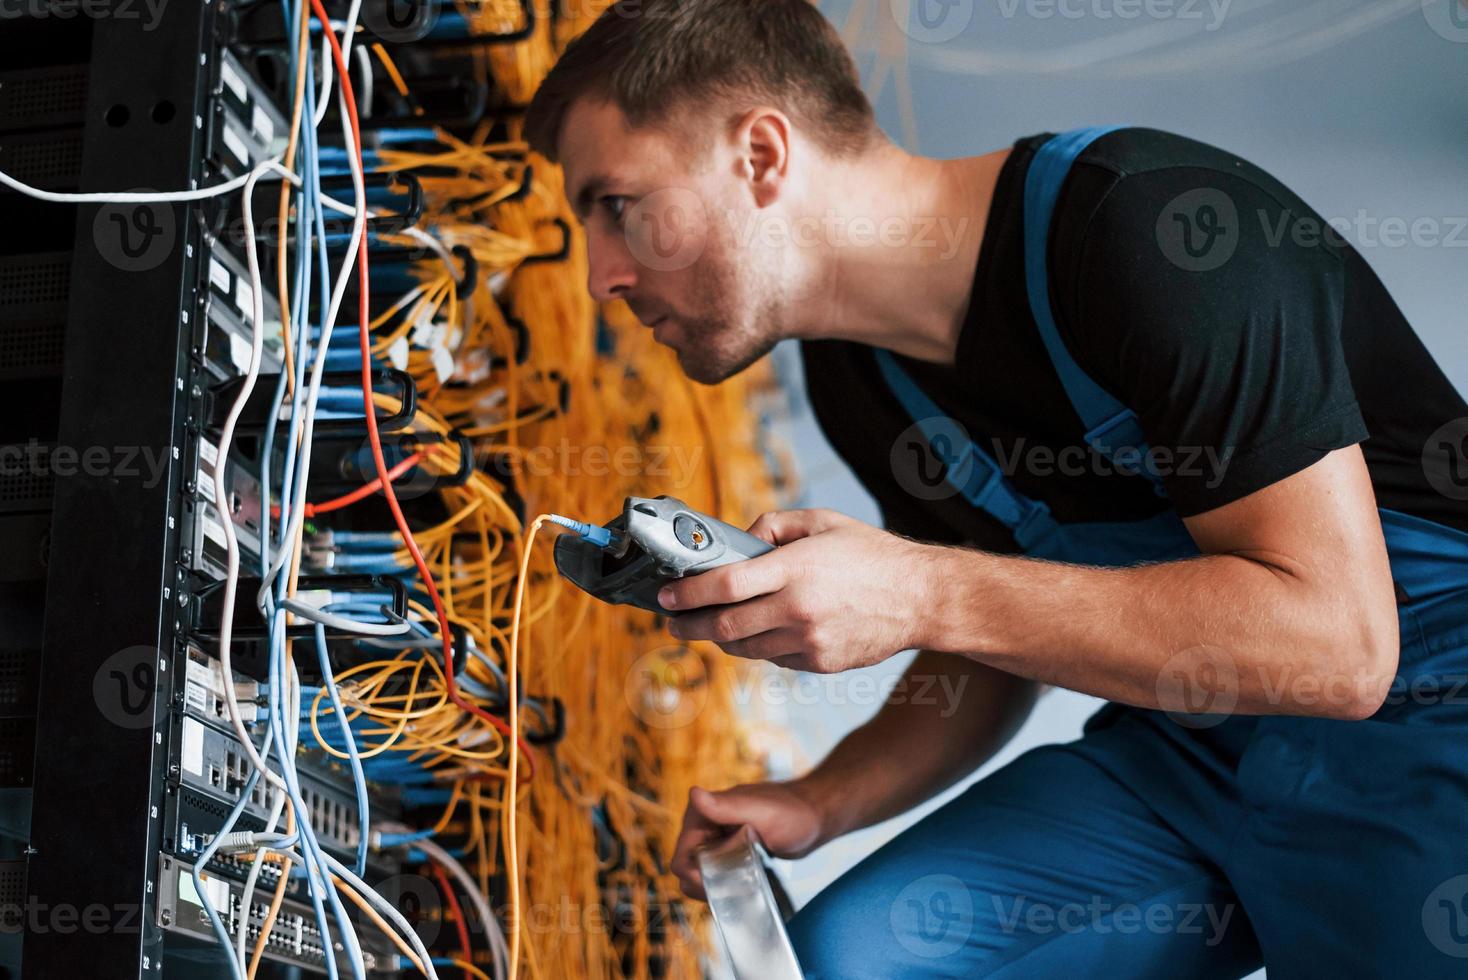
[
  {"xmin": 314, "ymin": 1, "xmax": 366, "ymax": 128},
  {"xmin": 0, "ymin": 159, "xmax": 293, "ymax": 204},
  {"xmin": 236, "ymin": 782, "xmax": 290, "ymax": 966},
  {"xmin": 219, "ymin": 834, "xmax": 442, "ymax": 980},
  {"xmin": 321, "ymin": 851, "xmax": 440, "ymax": 980},
  {"xmin": 216, "ymin": 158, "xmax": 292, "ymax": 794},
  {"xmin": 356, "ymin": 44, "xmax": 374, "ymax": 119},
  {"xmin": 402, "ymin": 226, "xmax": 459, "ymax": 274},
  {"xmin": 279, "ymin": 598, "xmax": 413, "ymax": 636},
  {"xmin": 415, "ymin": 836, "xmax": 509, "ymax": 980},
  {"xmin": 214, "ymin": 835, "xmax": 395, "ymax": 980},
  {"xmin": 289, "ymin": 657, "xmax": 368, "ymax": 980},
  {"xmin": 253, "ymin": 87, "xmax": 369, "ymax": 607}
]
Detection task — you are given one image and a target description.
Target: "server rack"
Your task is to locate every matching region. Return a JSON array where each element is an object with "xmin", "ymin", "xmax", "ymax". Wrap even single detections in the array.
[{"xmin": 4, "ymin": 3, "xmax": 405, "ymax": 976}]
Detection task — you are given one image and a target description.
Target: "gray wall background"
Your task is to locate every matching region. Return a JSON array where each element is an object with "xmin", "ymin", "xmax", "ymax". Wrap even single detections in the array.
[{"xmin": 760, "ymin": 2, "xmax": 1466, "ymax": 975}]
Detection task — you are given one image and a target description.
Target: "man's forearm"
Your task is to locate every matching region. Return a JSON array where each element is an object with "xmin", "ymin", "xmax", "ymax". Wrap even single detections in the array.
[
  {"xmin": 791, "ymin": 651, "xmax": 1037, "ymax": 843},
  {"xmin": 915, "ymin": 546, "xmax": 1398, "ymax": 720}
]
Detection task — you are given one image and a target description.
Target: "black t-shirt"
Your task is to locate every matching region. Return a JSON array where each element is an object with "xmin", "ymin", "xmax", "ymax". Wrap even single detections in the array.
[{"xmin": 801, "ymin": 128, "xmax": 1468, "ymax": 552}]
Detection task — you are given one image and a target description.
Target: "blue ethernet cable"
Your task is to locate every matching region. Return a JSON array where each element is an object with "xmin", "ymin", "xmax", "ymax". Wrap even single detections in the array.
[
  {"xmin": 250, "ymin": 12, "xmax": 361, "ymax": 974},
  {"xmin": 192, "ymin": 740, "xmax": 268, "ymax": 980},
  {"xmin": 267, "ymin": 610, "xmax": 361, "ymax": 980},
  {"xmin": 313, "ymin": 622, "xmax": 371, "ymax": 875},
  {"xmin": 273, "ymin": 48, "xmax": 367, "ymax": 977}
]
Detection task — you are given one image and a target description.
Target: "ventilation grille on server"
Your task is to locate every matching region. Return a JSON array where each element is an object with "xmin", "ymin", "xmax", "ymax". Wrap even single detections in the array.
[
  {"xmin": 0, "ymin": 253, "xmax": 71, "ymax": 310},
  {"xmin": 0, "ymin": 653, "xmax": 35, "ymax": 715},
  {"xmin": 0, "ymin": 131, "xmax": 84, "ymax": 190},
  {"xmin": 0, "ymin": 254, "xmax": 71, "ymax": 381},
  {"xmin": 0, "ymin": 65, "xmax": 89, "ymax": 132},
  {"xmin": 0, "ymin": 319, "xmax": 64, "ymax": 379},
  {"xmin": 180, "ymin": 788, "xmax": 232, "ymax": 821},
  {"xmin": 0, "ymin": 861, "xmax": 24, "ymax": 930},
  {"xmin": 0, "ymin": 445, "xmax": 54, "ymax": 513}
]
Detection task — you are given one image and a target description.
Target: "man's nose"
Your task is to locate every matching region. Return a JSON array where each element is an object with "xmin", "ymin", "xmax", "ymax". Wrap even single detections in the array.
[{"xmin": 587, "ymin": 234, "xmax": 638, "ymax": 302}]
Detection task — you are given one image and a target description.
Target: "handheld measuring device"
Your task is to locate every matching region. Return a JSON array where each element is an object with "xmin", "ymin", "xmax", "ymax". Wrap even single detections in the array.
[{"xmin": 551, "ymin": 495, "xmax": 774, "ymax": 613}]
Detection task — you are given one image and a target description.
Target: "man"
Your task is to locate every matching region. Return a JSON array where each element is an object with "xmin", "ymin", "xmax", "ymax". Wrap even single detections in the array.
[{"xmin": 526, "ymin": 1, "xmax": 1468, "ymax": 975}]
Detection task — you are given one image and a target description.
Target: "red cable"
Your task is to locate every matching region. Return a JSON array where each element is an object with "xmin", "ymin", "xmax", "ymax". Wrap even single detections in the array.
[
  {"xmin": 309, "ymin": 0, "xmax": 534, "ymax": 777},
  {"xmin": 270, "ymin": 450, "xmax": 425, "ymax": 519},
  {"xmin": 431, "ymin": 862, "xmax": 475, "ymax": 980},
  {"xmin": 305, "ymin": 450, "xmax": 425, "ymax": 517}
]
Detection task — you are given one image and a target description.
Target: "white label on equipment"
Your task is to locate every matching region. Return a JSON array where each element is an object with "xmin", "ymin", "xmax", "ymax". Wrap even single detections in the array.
[
  {"xmin": 235, "ymin": 278, "xmax": 255, "ymax": 322},
  {"xmin": 229, "ymin": 332, "xmax": 251, "ymax": 373},
  {"xmin": 221, "ymin": 125, "xmax": 250, "ymax": 168},
  {"xmin": 184, "ymin": 659, "xmax": 211, "ymax": 715},
  {"xmin": 181, "ymin": 718, "xmax": 205, "ymax": 777},
  {"xmin": 220, "ymin": 60, "xmax": 248, "ymax": 103},
  {"xmin": 197, "ymin": 467, "xmax": 217, "ymax": 505},
  {"xmin": 251, "ymin": 104, "xmax": 275, "ymax": 147},
  {"xmin": 202, "ymin": 514, "xmax": 229, "ymax": 549},
  {"xmin": 197, "ymin": 441, "xmax": 220, "ymax": 503},
  {"xmin": 209, "ymin": 257, "xmax": 231, "ymax": 296},
  {"xmin": 180, "ymin": 868, "xmax": 229, "ymax": 914}
]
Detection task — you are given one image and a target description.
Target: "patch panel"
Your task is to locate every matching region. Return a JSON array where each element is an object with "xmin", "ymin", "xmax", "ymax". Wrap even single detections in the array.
[
  {"xmin": 166, "ymin": 710, "xmax": 394, "ymax": 862},
  {"xmin": 155, "ymin": 853, "xmax": 397, "ymax": 976}
]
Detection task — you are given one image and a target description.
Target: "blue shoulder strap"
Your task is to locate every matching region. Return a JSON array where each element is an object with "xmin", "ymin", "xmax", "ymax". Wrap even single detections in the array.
[
  {"xmin": 871, "ymin": 126, "xmax": 1157, "ymax": 550},
  {"xmin": 873, "ymin": 350, "xmax": 1059, "ymax": 550},
  {"xmin": 1023, "ymin": 126, "xmax": 1165, "ymax": 491}
]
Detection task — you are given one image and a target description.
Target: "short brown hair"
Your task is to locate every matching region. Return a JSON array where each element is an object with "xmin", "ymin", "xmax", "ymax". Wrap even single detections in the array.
[{"xmin": 526, "ymin": 0, "xmax": 876, "ymax": 162}]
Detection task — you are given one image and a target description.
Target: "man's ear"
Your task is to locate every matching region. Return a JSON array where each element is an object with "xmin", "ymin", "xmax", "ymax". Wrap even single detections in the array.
[{"xmin": 733, "ymin": 108, "xmax": 791, "ymax": 209}]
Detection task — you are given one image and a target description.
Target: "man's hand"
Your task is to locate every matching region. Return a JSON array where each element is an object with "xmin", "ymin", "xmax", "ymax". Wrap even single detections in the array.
[
  {"xmin": 660, "ymin": 509, "xmax": 934, "ymax": 673},
  {"xmin": 670, "ymin": 783, "xmax": 827, "ymax": 901}
]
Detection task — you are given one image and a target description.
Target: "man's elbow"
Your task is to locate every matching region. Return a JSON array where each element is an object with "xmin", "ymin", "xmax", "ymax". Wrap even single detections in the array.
[{"xmin": 1322, "ymin": 610, "xmax": 1400, "ymax": 722}]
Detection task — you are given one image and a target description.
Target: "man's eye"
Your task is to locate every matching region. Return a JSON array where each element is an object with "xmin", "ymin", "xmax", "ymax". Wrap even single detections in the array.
[{"xmin": 602, "ymin": 195, "xmax": 630, "ymax": 223}]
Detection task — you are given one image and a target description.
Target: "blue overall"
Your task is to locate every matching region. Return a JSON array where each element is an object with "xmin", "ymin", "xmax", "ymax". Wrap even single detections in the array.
[{"xmin": 788, "ymin": 128, "xmax": 1468, "ymax": 977}]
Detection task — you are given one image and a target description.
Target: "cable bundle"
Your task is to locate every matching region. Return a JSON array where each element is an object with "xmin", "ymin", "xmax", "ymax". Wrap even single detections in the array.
[
  {"xmin": 0, "ymin": 0, "xmax": 793, "ymax": 975},
  {"xmin": 287, "ymin": 4, "xmax": 794, "ymax": 977}
]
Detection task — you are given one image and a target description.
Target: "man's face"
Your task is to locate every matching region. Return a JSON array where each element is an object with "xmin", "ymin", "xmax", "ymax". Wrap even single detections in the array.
[{"xmin": 558, "ymin": 98, "xmax": 786, "ymax": 384}]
